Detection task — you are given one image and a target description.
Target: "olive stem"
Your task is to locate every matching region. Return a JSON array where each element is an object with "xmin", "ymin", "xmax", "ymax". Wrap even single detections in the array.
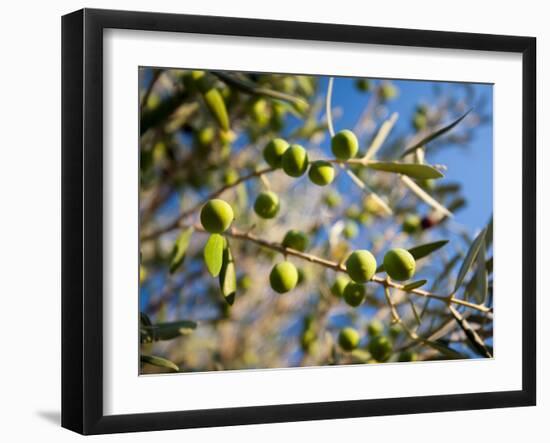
[
  {"xmin": 180, "ymin": 222, "xmax": 491, "ymax": 314},
  {"xmin": 325, "ymin": 77, "xmax": 393, "ymax": 216},
  {"xmin": 213, "ymin": 71, "xmax": 309, "ymax": 110}
]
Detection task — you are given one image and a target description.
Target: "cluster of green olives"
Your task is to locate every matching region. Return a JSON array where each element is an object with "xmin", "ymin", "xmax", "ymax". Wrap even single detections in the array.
[
  {"xmin": 254, "ymin": 130, "xmax": 360, "ymax": 219},
  {"xmin": 330, "ymin": 248, "xmax": 417, "ymax": 307},
  {"xmin": 337, "ymin": 319, "xmax": 416, "ymax": 362}
]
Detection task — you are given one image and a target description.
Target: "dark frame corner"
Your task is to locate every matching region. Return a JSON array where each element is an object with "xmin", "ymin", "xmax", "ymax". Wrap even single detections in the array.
[{"xmin": 62, "ymin": 8, "xmax": 536, "ymax": 435}]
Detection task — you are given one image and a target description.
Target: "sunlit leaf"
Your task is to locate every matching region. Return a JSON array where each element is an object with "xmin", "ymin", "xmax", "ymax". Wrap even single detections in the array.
[
  {"xmin": 141, "ymin": 320, "xmax": 197, "ymax": 343},
  {"xmin": 485, "ymin": 216, "xmax": 493, "ymax": 249},
  {"xmin": 140, "ymin": 355, "xmax": 179, "ymax": 372},
  {"xmin": 400, "ymin": 110, "xmax": 471, "ymax": 158},
  {"xmin": 421, "ymin": 339, "xmax": 468, "ymax": 360},
  {"xmin": 203, "ymin": 88, "xmax": 230, "ymax": 131},
  {"xmin": 366, "ymin": 161, "xmax": 444, "ymax": 179},
  {"xmin": 219, "ymin": 242, "xmax": 237, "ymax": 305},
  {"xmin": 472, "ymin": 238, "xmax": 488, "ymax": 304},
  {"xmin": 402, "ymin": 280, "xmax": 428, "ymax": 291},
  {"xmin": 169, "ymin": 227, "xmax": 194, "ymax": 273},
  {"xmin": 204, "ymin": 234, "xmax": 225, "ymax": 277},
  {"xmin": 453, "ymin": 228, "xmax": 487, "ymax": 294},
  {"xmin": 409, "ymin": 240, "xmax": 449, "ymax": 260},
  {"xmin": 140, "ymin": 312, "xmax": 152, "ymax": 327}
]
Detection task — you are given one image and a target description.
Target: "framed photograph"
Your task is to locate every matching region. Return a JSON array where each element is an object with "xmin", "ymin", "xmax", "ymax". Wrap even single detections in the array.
[{"xmin": 62, "ymin": 8, "xmax": 536, "ymax": 435}]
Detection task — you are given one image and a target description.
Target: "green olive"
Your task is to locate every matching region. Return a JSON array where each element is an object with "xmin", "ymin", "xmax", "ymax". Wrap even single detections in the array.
[
  {"xmin": 355, "ymin": 78, "xmax": 371, "ymax": 92},
  {"xmin": 398, "ymin": 350, "xmax": 418, "ymax": 362},
  {"xmin": 301, "ymin": 329, "xmax": 316, "ymax": 351},
  {"xmin": 263, "ymin": 138, "xmax": 289, "ymax": 168},
  {"xmin": 367, "ymin": 319, "xmax": 384, "ymax": 337},
  {"xmin": 200, "ymin": 199, "xmax": 234, "ymax": 233},
  {"xmin": 282, "ymin": 229, "xmax": 309, "ymax": 252},
  {"xmin": 308, "ymin": 161, "xmax": 335, "ymax": 186},
  {"xmin": 413, "ymin": 112, "xmax": 428, "ymax": 131},
  {"xmin": 402, "ymin": 214, "xmax": 421, "ymax": 234},
  {"xmin": 238, "ymin": 274, "xmax": 252, "ymax": 291},
  {"xmin": 343, "ymin": 282, "xmax": 366, "ymax": 307},
  {"xmin": 368, "ymin": 335, "xmax": 392, "ymax": 362},
  {"xmin": 254, "ymin": 191, "xmax": 280, "ymax": 219},
  {"xmin": 345, "ymin": 250, "xmax": 377, "ymax": 283},
  {"xmin": 330, "ymin": 275, "xmax": 350, "ymax": 298},
  {"xmin": 379, "ymin": 83, "xmax": 398, "ymax": 101},
  {"xmin": 195, "ymin": 126, "xmax": 215, "ymax": 148},
  {"xmin": 338, "ymin": 327, "xmax": 360, "ymax": 351},
  {"xmin": 383, "ymin": 248, "xmax": 416, "ymax": 281},
  {"xmin": 331, "ymin": 129, "xmax": 359, "ymax": 160},
  {"xmin": 343, "ymin": 221, "xmax": 359, "ymax": 239},
  {"xmin": 323, "ymin": 190, "xmax": 342, "ymax": 208},
  {"xmin": 282, "ymin": 144, "xmax": 309, "ymax": 177},
  {"xmin": 389, "ymin": 323, "xmax": 403, "ymax": 339},
  {"xmin": 223, "ymin": 169, "xmax": 239, "ymax": 186},
  {"xmin": 269, "ymin": 261, "xmax": 299, "ymax": 293}
]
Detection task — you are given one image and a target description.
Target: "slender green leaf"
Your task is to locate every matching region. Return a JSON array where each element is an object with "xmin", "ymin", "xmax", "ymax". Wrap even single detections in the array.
[
  {"xmin": 377, "ymin": 240, "xmax": 449, "ymax": 273},
  {"xmin": 169, "ymin": 227, "xmax": 194, "ymax": 273},
  {"xmin": 140, "ymin": 312, "xmax": 152, "ymax": 327},
  {"xmin": 421, "ymin": 339, "xmax": 468, "ymax": 360},
  {"xmin": 485, "ymin": 216, "xmax": 493, "ymax": 248},
  {"xmin": 219, "ymin": 242, "xmax": 237, "ymax": 305},
  {"xmin": 472, "ymin": 238, "xmax": 488, "ymax": 304},
  {"xmin": 204, "ymin": 234, "xmax": 225, "ymax": 277},
  {"xmin": 449, "ymin": 306, "xmax": 492, "ymax": 357},
  {"xmin": 453, "ymin": 228, "xmax": 487, "ymax": 294},
  {"xmin": 486, "ymin": 257, "xmax": 493, "ymax": 275},
  {"xmin": 408, "ymin": 240, "xmax": 449, "ymax": 261},
  {"xmin": 140, "ymin": 355, "xmax": 179, "ymax": 372},
  {"xmin": 400, "ymin": 110, "xmax": 471, "ymax": 158},
  {"xmin": 400, "ymin": 175, "xmax": 452, "ymax": 217},
  {"xmin": 402, "ymin": 279, "xmax": 428, "ymax": 291},
  {"xmin": 141, "ymin": 320, "xmax": 197, "ymax": 343},
  {"xmin": 350, "ymin": 349, "xmax": 371, "ymax": 363},
  {"xmin": 366, "ymin": 161, "xmax": 444, "ymax": 179}
]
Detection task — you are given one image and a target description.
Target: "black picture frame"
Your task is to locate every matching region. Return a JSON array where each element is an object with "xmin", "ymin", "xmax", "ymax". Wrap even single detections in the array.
[{"xmin": 62, "ymin": 8, "xmax": 537, "ymax": 435}]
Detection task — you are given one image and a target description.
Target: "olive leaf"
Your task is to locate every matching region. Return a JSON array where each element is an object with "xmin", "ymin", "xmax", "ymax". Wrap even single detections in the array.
[
  {"xmin": 203, "ymin": 88, "xmax": 230, "ymax": 131},
  {"xmin": 141, "ymin": 320, "xmax": 197, "ymax": 343},
  {"xmin": 204, "ymin": 234, "xmax": 225, "ymax": 277},
  {"xmin": 169, "ymin": 227, "xmax": 194, "ymax": 274},
  {"xmin": 475, "ymin": 240, "xmax": 488, "ymax": 304},
  {"xmin": 400, "ymin": 109, "xmax": 472, "ymax": 158},
  {"xmin": 365, "ymin": 161, "xmax": 444, "ymax": 179},
  {"xmin": 140, "ymin": 312, "xmax": 152, "ymax": 327},
  {"xmin": 140, "ymin": 355, "xmax": 179, "ymax": 372},
  {"xmin": 402, "ymin": 279, "xmax": 428, "ymax": 291},
  {"xmin": 376, "ymin": 240, "xmax": 449, "ymax": 273},
  {"xmin": 219, "ymin": 241, "xmax": 237, "ymax": 305},
  {"xmin": 453, "ymin": 228, "xmax": 487, "ymax": 295},
  {"xmin": 408, "ymin": 240, "xmax": 449, "ymax": 260},
  {"xmin": 420, "ymin": 339, "xmax": 468, "ymax": 360}
]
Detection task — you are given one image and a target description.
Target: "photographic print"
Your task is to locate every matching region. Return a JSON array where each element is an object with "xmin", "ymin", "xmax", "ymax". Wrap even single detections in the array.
[{"xmin": 138, "ymin": 68, "xmax": 493, "ymax": 374}]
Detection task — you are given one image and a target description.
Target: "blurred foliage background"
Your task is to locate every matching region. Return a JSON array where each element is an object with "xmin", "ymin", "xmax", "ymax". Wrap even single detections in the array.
[{"xmin": 139, "ymin": 67, "xmax": 493, "ymax": 374}]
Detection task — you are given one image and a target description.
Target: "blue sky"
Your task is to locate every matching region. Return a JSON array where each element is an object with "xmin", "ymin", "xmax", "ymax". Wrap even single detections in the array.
[{"xmin": 326, "ymin": 76, "xmax": 493, "ymax": 232}]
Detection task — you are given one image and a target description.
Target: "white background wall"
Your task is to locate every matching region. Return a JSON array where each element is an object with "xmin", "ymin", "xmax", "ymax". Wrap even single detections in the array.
[{"xmin": 0, "ymin": 0, "xmax": 545, "ymax": 441}]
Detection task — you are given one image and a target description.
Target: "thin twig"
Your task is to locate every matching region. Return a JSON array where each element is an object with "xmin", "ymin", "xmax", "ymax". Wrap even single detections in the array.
[
  {"xmin": 179, "ymin": 223, "xmax": 490, "ymax": 313},
  {"xmin": 213, "ymin": 71, "xmax": 309, "ymax": 110},
  {"xmin": 141, "ymin": 166, "xmax": 274, "ymax": 241},
  {"xmin": 400, "ymin": 174, "xmax": 453, "ymax": 218},
  {"xmin": 326, "ymin": 77, "xmax": 393, "ymax": 215}
]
